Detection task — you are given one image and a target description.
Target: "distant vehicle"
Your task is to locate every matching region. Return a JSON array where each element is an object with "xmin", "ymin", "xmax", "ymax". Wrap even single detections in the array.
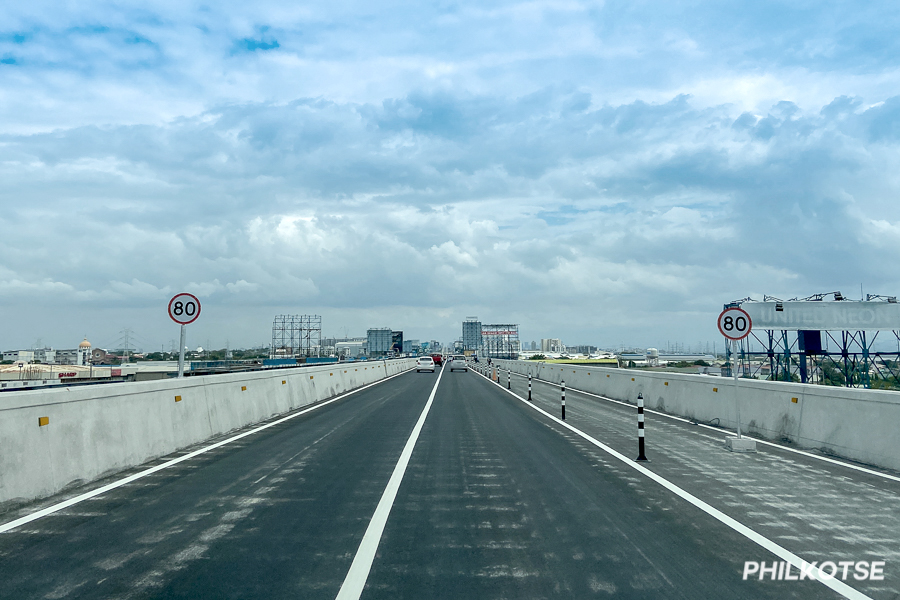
[
  {"xmin": 416, "ymin": 356, "xmax": 436, "ymax": 373},
  {"xmin": 430, "ymin": 354, "xmax": 443, "ymax": 366},
  {"xmin": 448, "ymin": 355, "xmax": 468, "ymax": 372}
]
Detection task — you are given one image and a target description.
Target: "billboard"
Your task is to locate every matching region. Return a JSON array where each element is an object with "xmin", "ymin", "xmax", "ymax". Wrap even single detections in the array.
[{"xmin": 740, "ymin": 301, "xmax": 900, "ymax": 331}]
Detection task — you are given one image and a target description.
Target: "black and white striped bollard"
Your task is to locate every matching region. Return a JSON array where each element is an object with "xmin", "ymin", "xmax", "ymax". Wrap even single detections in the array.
[
  {"xmin": 636, "ymin": 392, "xmax": 648, "ymax": 461},
  {"xmin": 507, "ymin": 369, "xmax": 511, "ymax": 389},
  {"xmin": 561, "ymin": 380, "xmax": 566, "ymax": 420},
  {"xmin": 528, "ymin": 373, "xmax": 532, "ymax": 401}
]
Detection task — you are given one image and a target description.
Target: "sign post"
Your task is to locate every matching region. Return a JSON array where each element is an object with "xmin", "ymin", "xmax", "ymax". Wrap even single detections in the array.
[
  {"xmin": 168, "ymin": 293, "xmax": 201, "ymax": 378},
  {"xmin": 717, "ymin": 306, "xmax": 757, "ymax": 453}
]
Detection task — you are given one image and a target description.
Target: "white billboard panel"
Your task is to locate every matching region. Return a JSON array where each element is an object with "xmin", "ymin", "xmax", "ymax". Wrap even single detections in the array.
[{"xmin": 740, "ymin": 301, "xmax": 900, "ymax": 331}]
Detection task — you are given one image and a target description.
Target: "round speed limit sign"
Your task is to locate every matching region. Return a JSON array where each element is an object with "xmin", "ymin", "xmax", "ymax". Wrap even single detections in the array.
[
  {"xmin": 717, "ymin": 307, "xmax": 751, "ymax": 341},
  {"xmin": 168, "ymin": 293, "xmax": 201, "ymax": 325}
]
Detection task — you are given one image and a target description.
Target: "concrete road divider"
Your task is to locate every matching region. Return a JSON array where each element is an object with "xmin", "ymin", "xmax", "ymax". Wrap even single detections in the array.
[
  {"xmin": 494, "ymin": 359, "xmax": 900, "ymax": 472},
  {"xmin": 0, "ymin": 359, "xmax": 416, "ymax": 507}
]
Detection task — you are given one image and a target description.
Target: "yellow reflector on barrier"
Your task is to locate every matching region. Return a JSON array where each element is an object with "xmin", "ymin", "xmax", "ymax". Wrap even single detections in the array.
[
  {"xmin": 713, "ymin": 387, "xmax": 718, "ymax": 392},
  {"xmin": 175, "ymin": 395, "xmax": 182, "ymax": 402},
  {"xmin": 310, "ymin": 376, "xmax": 314, "ymax": 379},
  {"xmin": 664, "ymin": 382, "xmax": 668, "ymax": 386},
  {"xmin": 38, "ymin": 417, "xmax": 49, "ymax": 427},
  {"xmin": 792, "ymin": 397, "xmax": 799, "ymax": 403},
  {"xmin": 282, "ymin": 380, "xmax": 286, "ymax": 385},
  {"xmin": 241, "ymin": 386, "xmax": 247, "ymax": 391}
]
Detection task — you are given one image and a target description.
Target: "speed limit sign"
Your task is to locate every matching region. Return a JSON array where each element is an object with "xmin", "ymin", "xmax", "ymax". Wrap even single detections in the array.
[
  {"xmin": 168, "ymin": 293, "xmax": 201, "ymax": 325},
  {"xmin": 717, "ymin": 306, "xmax": 751, "ymax": 340}
]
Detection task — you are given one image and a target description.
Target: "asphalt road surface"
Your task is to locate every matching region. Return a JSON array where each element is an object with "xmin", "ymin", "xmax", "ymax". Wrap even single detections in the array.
[{"xmin": 1, "ymin": 364, "xmax": 890, "ymax": 599}]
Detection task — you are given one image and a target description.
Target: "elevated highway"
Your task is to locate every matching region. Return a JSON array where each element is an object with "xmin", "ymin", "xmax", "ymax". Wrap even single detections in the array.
[{"xmin": 1, "ymin": 363, "xmax": 898, "ymax": 599}]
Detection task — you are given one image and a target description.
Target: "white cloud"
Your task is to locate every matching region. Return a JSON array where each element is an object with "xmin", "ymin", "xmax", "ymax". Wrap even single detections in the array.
[{"xmin": 1, "ymin": 1, "xmax": 900, "ymax": 349}]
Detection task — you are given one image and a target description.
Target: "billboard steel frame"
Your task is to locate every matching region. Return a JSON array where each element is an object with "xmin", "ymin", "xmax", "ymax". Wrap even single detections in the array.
[
  {"xmin": 481, "ymin": 324, "xmax": 519, "ymax": 360},
  {"xmin": 270, "ymin": 315, "xmax": 322, "ymax": 359},
  {"xmin": 730, "ymin": 296, "xmax": 900, "ymax": 389}
]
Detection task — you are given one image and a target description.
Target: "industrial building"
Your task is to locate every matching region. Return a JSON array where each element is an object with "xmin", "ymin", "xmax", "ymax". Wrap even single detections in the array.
[{"xmin": 335, "ymin": 339, "xmax": 367, "ymax": 358}]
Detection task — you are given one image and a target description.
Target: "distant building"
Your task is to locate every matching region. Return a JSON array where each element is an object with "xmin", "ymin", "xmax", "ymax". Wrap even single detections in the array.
[
  {"xmin": 367, "ymin": 328, "xmax": 392, "ymax": 357},
  {"xmin": 55, "ymin": 349, "xmax": 80, "ymax": 365},
  {"xmin": 336, "ymin": 339, "xmax": 366, "ymax": 358},
  {"xmin": 462, "ymin": 318, "xmax": 482, "ymax": 351},
  {"xmin": 541, "ymin": 338, "xmax": 563, "ymax": 353},
  {"xmin": 78, "ymin": 338, "xmax": 92, "ymax": 366},
  {"xmin": 2, "ymin": 350, "xmax": 34, "ymax": 363},
  {"xmin": 3, "ymin": 339, "xmax": 94, "ymax": 366}
]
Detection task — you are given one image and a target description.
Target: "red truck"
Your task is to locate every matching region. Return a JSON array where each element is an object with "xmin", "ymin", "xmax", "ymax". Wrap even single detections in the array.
[{"xmin": 430, "ymin": 354, "xmax": 444, "ymax": 366}]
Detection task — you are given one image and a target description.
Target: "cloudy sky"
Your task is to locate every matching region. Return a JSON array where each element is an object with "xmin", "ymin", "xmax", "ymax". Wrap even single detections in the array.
[{"xmin": 2, "ymin": 1, "xmax": 900, "ymax": 353}]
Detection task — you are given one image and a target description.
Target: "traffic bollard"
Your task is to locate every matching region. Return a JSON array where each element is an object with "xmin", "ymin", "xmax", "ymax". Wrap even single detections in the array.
[
  {"xmin": 561, "ymin": 380, "xmax": 566, "ymax": 420},
  {"xmin": 507, "ymin": 369, "xmax": 511, "ymax": 389},
  {"xmin": 528, "ymin": 373, "xmax": 532, "ymax": 401},
  {"xmin": 636, "ymin": 392, "xmax": 648, "ymax": 461}
]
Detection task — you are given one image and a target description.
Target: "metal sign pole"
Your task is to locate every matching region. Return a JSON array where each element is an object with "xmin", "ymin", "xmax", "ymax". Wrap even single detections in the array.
[
  {"xmin": 733, "ymin": 339, "xmax": 742, "ymax": 439},
  {"xmin": 717, "ymin": 305, "xmax": 756, "ymax": 453},
  {"xmin": 178, "ymin": 324, "xmax": 186, "ymax": 378}
]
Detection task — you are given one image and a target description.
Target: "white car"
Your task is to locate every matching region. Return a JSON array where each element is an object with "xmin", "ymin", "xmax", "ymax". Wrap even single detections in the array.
[
  {"xmin": 416, "ymin": 356, "xmax": 436, "ymax": 372},
  {"xmin": 448, "ymin": 355, "xmax": 468, "ymax": 372}
]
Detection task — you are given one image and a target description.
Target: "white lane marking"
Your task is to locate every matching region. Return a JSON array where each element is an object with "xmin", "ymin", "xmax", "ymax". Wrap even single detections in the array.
[
  {"xmin": 513, "ymin": 372, "xmax": 900, "ymax": 484},
  {"xmin": 335, "ymin": 365, "xmax": 445, "ymax": 600},
  {"xmin": 0, "ymin": 368, "xmax": 415, "ymax": 535},
  {"xmin": 478, "ymin": 370, "xmax": 873, "ymax": 600}
]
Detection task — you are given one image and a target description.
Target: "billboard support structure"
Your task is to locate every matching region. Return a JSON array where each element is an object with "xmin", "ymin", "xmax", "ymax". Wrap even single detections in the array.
[
  {"xmin": 271, "ymin": 315, "xmax": 322, "ymax": 359},
  {"xmin": 481, "ymin": 324, "xmax": 519, "ymax": 359},
  {"xmin": 732, "ymin": 296, "xmax": 900, "ymax": 388}
]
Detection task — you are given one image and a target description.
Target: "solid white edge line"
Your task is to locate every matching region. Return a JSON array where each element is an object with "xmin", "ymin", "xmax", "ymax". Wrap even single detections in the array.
[
  {"xmin": 512, "ymin": 371, "xmax": 900, "ymax": 484},
  {"xmin": 335, "ymin": 364, "xmax": 445, "ymax": 600},
  {"xmin": 476, "ymin": 369, "xmax": 873, "ymax": 600},
  {"xmin": 0, "ymin": 367, "xmax": 416, "ymax": 535}
]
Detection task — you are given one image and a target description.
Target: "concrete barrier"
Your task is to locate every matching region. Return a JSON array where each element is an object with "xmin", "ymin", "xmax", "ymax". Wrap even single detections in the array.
[
  {"xmin": 497, "ymin": 359, "xmax": 900, "ymax": 472},
  {"xmin": 0, "ymin": 359, "xmax": 415, "ymax": 507}
]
